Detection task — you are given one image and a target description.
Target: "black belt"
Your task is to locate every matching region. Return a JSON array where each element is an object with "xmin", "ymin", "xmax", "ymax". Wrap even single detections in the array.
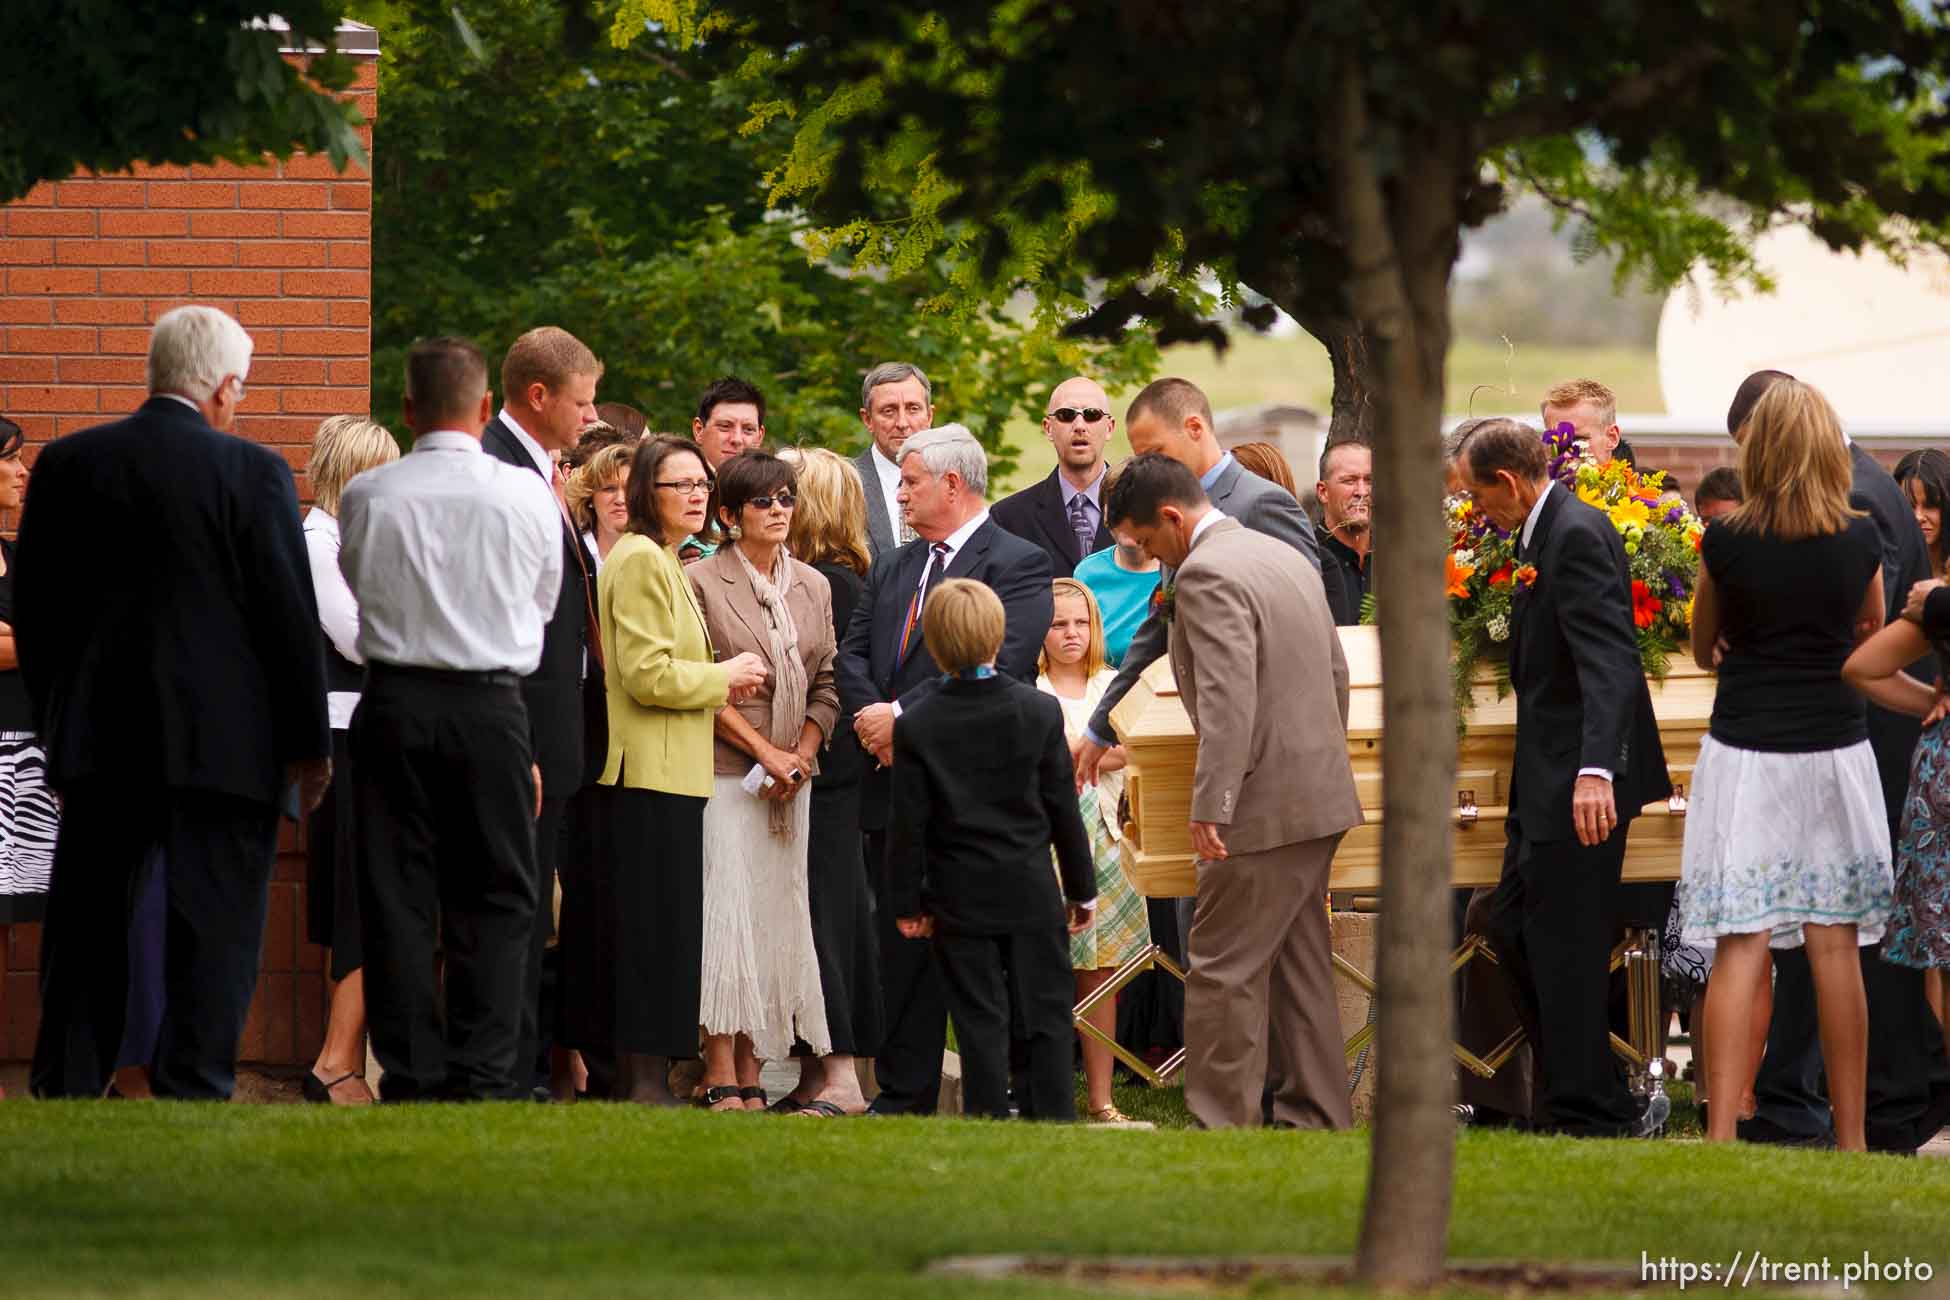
[{"xmin": 368, "ymin": 662, "xmax": 524, "ymax": 689}]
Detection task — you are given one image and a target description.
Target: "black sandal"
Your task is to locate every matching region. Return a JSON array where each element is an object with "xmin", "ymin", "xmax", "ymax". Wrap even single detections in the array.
[
  {"xmin": 696, "ymin": 1084, "xmax": 742, "ymax": 1110},
  {"xmin": 302, "ymin": 1069, "xmax": 365, "ymax": 1105},
  {"xmin": 794, "ymin": 1099, "xmax": 851, "ymax": 1118},
  {"xmin": 739, "ymin": 1086, "xmax": 768, "ymax": 1108},
  {"xmin": 767, "ymin": 1095, "xmax": 808, "ymax": 1114}
]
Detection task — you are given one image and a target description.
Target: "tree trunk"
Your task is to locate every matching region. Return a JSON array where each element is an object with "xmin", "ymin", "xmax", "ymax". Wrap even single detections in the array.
[
  {"xmin": 1320, "ymin": 67, "xmax": 1465, "ymax": 1290},
  {"xmin": 1292, "ymin": 310, "xmax": 1377, "ymax": 443}
]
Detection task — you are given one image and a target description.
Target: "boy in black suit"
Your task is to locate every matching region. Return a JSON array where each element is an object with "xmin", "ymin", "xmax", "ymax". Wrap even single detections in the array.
[{"xmin": 886, "ymin": 579, "xmax": 1096, "ymax": 1120}]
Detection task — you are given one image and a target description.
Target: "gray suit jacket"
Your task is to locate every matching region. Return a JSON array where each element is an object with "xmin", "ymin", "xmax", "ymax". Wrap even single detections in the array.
[
  {"xmin": 1087, "ymin": 454, "xmax": 1332, "ymax": 742},
  {"xmin": 1168, "ymin": 517, "xmax": 1363, "ymax": 852},
  {"xmin": 854, "ymin": 445, "xmax": 898, "ymax": 560}
]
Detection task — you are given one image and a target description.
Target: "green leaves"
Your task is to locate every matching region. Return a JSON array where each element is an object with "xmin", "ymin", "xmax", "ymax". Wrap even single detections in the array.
[{"xmin": 0, "ymin": 1, "xmax": 368, "ymax": 201}]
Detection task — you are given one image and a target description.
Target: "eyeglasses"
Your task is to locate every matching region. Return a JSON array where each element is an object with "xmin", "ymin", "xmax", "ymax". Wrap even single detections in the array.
[
  {"xmin": 655, "ymin": 479, "xmax": 714, "ymax": 496},
  {"xmin": 1046, "ymin": 407, "xmax": 1107, "ymax": 424},
  {"xmin": 748, "ymin": 492, "xmax": 796, "ymax": 511}
]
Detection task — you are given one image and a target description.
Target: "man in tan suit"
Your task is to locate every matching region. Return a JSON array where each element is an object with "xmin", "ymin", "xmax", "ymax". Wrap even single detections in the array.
[{"xmin": 1106, "ymin": 453, "xmax": 1364, "ymax": 1129}]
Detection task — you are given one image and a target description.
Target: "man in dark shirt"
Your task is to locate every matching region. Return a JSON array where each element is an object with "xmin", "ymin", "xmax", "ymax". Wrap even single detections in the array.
[{"xmin": 1315, "ymin": 438, "xmax": 1372, "ymax": 626}]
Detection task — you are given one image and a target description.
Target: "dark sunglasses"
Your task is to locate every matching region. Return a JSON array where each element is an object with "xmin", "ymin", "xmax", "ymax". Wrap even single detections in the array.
[
  {"xmin": 1046, "ymin": 406, "xmax": 1108, "ymax": 424},
  {"xmin": 749, "ymin": 491, "xmax": 796, "ymax": 510}
]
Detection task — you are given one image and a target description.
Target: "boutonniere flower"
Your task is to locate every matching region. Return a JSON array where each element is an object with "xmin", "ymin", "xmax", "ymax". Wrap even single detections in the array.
[
  {"xmin": 1150, "ymin": 581, "xmax": 1177, "ymax": 624},
  {"xmin": 1514, "ymin": 564, "xmax": 1538, "ymax": 590}
]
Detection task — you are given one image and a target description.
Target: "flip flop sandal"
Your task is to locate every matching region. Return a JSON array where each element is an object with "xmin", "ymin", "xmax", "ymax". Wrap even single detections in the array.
[
  {"xmin": 767, "ymin": 1096, "xmax": 809, "ymax": 1114},
  {"xmin": 794, "ymin": 1099, "xmax": 852, "ymax": 1118}
]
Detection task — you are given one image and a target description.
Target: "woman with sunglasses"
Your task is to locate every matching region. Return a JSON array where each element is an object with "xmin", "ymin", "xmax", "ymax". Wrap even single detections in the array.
[{"xmin": 688, "ymin": 451, "xmax": 840, "ymax": 1110}]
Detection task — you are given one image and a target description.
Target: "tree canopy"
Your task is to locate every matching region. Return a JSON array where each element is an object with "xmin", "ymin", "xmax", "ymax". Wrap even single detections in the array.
[
  {"xmin": 361, "ymin": 0, "xmax": 1157, "ymax": 471},
  {"xmin": 0, "ymin": 1, "xmax": 367, "ymax": 202}
]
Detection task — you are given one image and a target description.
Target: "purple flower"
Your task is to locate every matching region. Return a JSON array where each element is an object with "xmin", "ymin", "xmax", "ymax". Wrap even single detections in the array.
[
  {"xmin": 1664, "ymin": 504, "xmax": 1686, "ymax": 525},
  {"xmin": 1666, "ymin": 573, "xmax": 1686, "ymax": 599}
]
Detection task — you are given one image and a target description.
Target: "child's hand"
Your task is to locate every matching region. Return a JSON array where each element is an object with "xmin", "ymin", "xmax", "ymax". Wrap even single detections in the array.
[
  {"xmin": 896, "ymin": 914, "xmax": 934, "ymax": 940},
  {"xmin": 1066, "ymin": 903, "xmax": 1094, "ymax": 935}
]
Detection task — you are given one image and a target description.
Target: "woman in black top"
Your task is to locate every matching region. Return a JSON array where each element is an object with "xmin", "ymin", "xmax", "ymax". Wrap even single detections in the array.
[
  {"xmin": 1681, "ymin": 378, "xmax": 1892, "ymax": 1151},
  {"xmin": 0, "ymin": 416, "xmax": 57, "ymax": 1097},
  {"xmin": 767, "ymin": 447, "xmax": 884, "ymax": 1116}
]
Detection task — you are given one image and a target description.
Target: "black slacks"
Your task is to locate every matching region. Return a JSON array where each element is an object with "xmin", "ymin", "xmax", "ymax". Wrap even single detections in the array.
[
  {"xmin": 934, "ymin": 924, "xmax": 1075, "ymax": 1120},
  {"xmin": 31, "ymin": 782, "xmax": 278, "ymax": 1100},
  {"xmin": 351, "ymin": 673, "xmax": 538, "ymax": 1101},
  {"xmin": 807, "ymin": 780, "xmax": 883, "ymax": 1056},
  {"xmin": 516, "ymin": 792, "xmax": 567, "ymax": 1088},
  {"xmin": 1483, "ymin": 813, "xmax": 1639, "ymax": 1135},
  {"xmin": 865, "ymin": 827, "xmax": 946, "ymax": 1113},
  {"xmin": 599, "ymin": 784, "xmax": 704, "ymax": 1057}
]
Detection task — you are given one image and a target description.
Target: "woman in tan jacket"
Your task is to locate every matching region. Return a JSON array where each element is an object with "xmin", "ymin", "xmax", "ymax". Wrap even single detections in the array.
[
  {"xmin": 689, "ymin": 451, "xmax": 840, "ymax": 1111},
  {"xmin": 594, "ymin": 436, "xmax": 765, "ymax": 1106}
]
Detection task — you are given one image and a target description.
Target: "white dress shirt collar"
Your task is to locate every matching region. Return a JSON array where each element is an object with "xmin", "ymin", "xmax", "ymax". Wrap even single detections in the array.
[
  {"xmin": 932, "ymin": 508, "xmax": 991, "ymax": 566},
  {"xmin": 496, "ymin": 407, "xmax": 553, "ymax": 479},
  {"xmin": 1520, "ymin": 479, "xmax": 1555, "ymax": 552},
  {"xmin": 1188, "ymin": 507, "xmax": 1227, "ymax": 550},
  {"xmin": 415, "ymin": 429, "xmax": 485, "ymax": 455}
]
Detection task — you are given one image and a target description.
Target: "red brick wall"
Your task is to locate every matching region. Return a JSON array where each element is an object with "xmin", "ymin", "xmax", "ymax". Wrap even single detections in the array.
[
  {"xmin": 1632, "ymin": 439, "xmax": 1929, "ymax": 500},
  {"xmin": 0, "ymin": 48, "xmax": 376, "ymax": 1071}
]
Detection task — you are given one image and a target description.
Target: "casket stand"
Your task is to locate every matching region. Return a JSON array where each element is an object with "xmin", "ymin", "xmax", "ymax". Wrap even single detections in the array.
[{"xmin": 1084, "ymin": 624, "xmax": 1711, "ymax": 1108}]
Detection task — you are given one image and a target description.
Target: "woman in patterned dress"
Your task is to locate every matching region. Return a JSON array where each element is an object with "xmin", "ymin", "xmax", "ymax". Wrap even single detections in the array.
[
  {"xmin": 0, "ymin": 416, "xmax": 54, "ymax": 1099},
  {"xmin": 1037, "ymin": 578, "xmax": 1150, "ymax": 1124}
]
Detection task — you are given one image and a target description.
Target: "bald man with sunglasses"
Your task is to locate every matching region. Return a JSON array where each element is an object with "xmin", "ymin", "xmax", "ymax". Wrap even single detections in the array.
[{"xmin": 990, "ymin": 377, "xmax": 1117, "ymax": 579}]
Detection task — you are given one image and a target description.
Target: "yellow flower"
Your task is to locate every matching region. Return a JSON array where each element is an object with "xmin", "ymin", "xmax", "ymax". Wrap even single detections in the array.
[
  {"xmin": 1577, "ymin": 483, "xmax": 1608, "ymax": 510},
  {"xmin": 1610, "ymin": 497, "xmax": 1651, "ymax": 530}
]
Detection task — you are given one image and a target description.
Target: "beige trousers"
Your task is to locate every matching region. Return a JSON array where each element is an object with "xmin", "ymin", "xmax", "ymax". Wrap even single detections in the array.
[{"xmin": 1184, "ymin": 833, "xmax": 1352, "ymax": 1130}]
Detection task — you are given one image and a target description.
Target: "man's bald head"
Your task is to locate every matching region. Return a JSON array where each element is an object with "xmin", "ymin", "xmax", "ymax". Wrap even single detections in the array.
[{"xmin": 1043, "ymin": 374, "xmax": 1115, "ymax": 483}]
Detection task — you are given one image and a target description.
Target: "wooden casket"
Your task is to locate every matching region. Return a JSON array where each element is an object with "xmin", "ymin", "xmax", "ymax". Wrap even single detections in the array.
[{"xmin": 1111, "ymin": 624, "xmax": 1715, "ymax": 897}]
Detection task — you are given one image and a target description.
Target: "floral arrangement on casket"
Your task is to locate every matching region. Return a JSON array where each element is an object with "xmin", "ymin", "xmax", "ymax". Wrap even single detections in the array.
[{"xmin": 1432, "ymin": 421, "xmax": 1705, "ymax": 726}]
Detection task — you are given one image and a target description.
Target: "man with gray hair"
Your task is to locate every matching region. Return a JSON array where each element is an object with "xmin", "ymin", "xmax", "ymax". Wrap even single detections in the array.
[
  {"xmin": 855, "ymin": 361, "xmax": 935, "ymax": 558},
  {"xmin": 16, "ymin": 305, "xmax": 331, "ymax": 1100},
  {"xmin": 836, "ymin": 422, "xmax": 1055, "ymax": 1115}
]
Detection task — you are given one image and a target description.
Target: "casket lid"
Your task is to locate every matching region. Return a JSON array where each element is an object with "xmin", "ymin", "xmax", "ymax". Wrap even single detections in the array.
[{"xmin": 1108, "ymin": 655, "xmax": 1194, "ymax": 744}]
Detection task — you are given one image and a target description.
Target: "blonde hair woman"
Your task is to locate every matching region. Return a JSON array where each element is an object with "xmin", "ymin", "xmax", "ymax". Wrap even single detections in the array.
[
  {"xmin": 763, "ymin": 447, "xmax": 882, "ymax": 1115},
  {"xmin": 1036, "ymin": 577, "xmax": 1150, "ymax": 1124},
  {"xmin": 1681, "ymin": 378, "xmax": 1892, "ymax": 1150},
  {"xmin": 301, "ymin": 414, "xmax": 400, "ymax": 1105},
  {"xmin": 564, "ymin": 441, "xmax": 635, "ymax": 567}
]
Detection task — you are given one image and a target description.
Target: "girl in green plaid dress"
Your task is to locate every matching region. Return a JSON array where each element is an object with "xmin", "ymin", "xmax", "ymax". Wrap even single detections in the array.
[{"xmin": 1038, "ymin": 579, "xmax": 1152, "ymax": 1124}]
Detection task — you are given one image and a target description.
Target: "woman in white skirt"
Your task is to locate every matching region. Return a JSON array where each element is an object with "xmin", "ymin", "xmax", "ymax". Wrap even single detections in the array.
[
  {"xmin": 1681, "ymin": 377, "xmax": 1894, "ymax": 1150},
  {"xmin": 0, "ymin": 416, "xmax": 55, "ymax": 1099},
  {"xmin": 690, "ymin": 451, "xmax": 836, "ymax": 1110}
]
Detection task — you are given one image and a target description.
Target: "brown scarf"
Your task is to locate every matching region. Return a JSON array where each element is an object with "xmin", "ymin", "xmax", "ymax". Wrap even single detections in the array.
[{"xmin": 734, "ymin": 544, "xmax": 811, "ymax": 838}]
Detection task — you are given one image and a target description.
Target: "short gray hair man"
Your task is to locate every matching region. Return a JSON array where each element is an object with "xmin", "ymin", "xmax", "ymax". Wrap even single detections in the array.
[
  {"xmin": 860, "ymin": 361, "xmax": 931, "ymax": 411},
  {"xmin": 898, "ymin": 422, "xmax": 987, "ymax": 499},
  {"xmin": 148, "ymin": 305, "xmax": 254, "ymax": 401}
]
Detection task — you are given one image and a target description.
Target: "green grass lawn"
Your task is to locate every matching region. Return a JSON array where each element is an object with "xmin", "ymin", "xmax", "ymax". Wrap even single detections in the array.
[
  {"xmin": 2, "ymin": 1095, "xmax": 1941, "ymax": 1299},
  {"xmin": 996, "ymin": 335, "xmax": 1663, "ymax": 493}
]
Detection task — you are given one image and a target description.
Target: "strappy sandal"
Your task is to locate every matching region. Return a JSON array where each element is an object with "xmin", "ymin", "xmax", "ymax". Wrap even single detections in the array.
[
  {"xmin": 1087, "ymin": 1104, "xmax": 1154, "ymax": 1128},
  {"xmin": 794, "ymin": 1099, "xmax": 852, "ymax": 1118},
  {"xmin": 767, "ymin": 1095, "xmax": 809, "ymax": 1114},
  {"xmin": 695, "ymin": 1084, "xmax": 743, "ymax": 1111},
  {"xmin": 302, "ymin": 1069, "xmax": 373, "ymax": 1106}
]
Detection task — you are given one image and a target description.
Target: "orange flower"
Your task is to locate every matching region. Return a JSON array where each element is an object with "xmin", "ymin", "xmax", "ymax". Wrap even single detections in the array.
[
  {"xmin": 1445, "ymin": 551, "xmax": 1475, "ymax": 599},
  {"xmin": 1514, "ymin": 564, "xmax": 1538, "ymax": 589}
]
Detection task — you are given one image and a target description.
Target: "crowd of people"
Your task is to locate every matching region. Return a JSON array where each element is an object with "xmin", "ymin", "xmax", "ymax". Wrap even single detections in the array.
[{"xmin": 0, "ymin": 305, "xmax": 1945, "ymax": 1150}]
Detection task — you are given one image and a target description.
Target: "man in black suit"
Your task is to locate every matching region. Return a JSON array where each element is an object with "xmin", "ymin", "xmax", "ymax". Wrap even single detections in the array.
[
  {"xmin": 1726, "ymin": 369, "xmax": 1950, "ymax": 1153},
  {"xmin": 885, "ymin": 578, "xmax": 1096, "ymax": 1120},
  {"xmin": 990, "ymin": 376, "xmax": 1115, "ymax": 578},
  {"xmin": 836, "ymin": 423, "xmax": 1054, "ymax": 1114},
  {"xmin": 1457, "ymin": 418, "xmax": 1670, "ymax": 1138},
  {"xmin": 481, "ymin": 325, "xmax": 602, "ymax": 1098},
  {"xmin": 18, "ymin": 305, "xmax": 331, "ymax": 1100}
]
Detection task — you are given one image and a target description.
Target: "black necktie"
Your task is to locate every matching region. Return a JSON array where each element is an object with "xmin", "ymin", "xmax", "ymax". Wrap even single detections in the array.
[{"xmin": 900, "ymin": 543, "xmax": 950, "ymax": 662}]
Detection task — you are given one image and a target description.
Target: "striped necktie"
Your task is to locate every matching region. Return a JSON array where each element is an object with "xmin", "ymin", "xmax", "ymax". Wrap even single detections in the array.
[{"xmin": 900, "ymin": 543, "xmax": 950, "ymax": 661}]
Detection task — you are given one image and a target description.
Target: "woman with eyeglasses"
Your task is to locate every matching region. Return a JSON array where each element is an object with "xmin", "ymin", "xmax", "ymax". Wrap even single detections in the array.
[
  {"xmin": 588, "ymin": 436, "xmax": 767, "ymax": 1106},
  {"xmin": 0, "ymin": 416, "xmax": 55, "ymax": 1098},
  {"xmin": 687, "ymin": 450, "xmax": 839, "ymax": 1111}
]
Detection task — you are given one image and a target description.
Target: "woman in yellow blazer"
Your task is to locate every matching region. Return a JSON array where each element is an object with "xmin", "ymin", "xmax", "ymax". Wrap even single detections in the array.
[{"xmin": 595, "ymin": 436, "xmax": 765, "ymax": 1106}]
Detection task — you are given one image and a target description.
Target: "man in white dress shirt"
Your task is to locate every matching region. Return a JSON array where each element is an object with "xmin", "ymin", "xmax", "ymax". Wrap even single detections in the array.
[
  {"xmin": 338, "ymin": 336, "xmax": 563, "ymax": 1102},
  {"xmin": 853, "ymin": 362, "xmax": 935, "ymax": 559}
]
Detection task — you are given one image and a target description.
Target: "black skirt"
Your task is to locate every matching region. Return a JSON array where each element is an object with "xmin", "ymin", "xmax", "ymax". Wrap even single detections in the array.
[
  {"xmin": 597, "ymin": 784, "xmax": 705, "ymax": 1058},
  {"xmin": 303, "ymin": 729, "xmax": 363, "ymax": 978}
]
